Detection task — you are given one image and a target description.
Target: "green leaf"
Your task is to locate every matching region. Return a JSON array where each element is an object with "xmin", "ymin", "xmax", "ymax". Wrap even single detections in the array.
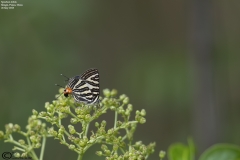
[
  {"xmin": 168, "ymin": 143, "xmax": 191, "ymax": 160},
  {"xmin": 199, "ymin": 144, "xmax": 240, "ymax": 160}
]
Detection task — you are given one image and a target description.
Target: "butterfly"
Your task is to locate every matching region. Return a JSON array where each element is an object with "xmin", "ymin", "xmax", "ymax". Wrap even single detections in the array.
[{"xmin": 56, "ymin": 68, "xmax": 100, "ymax": 104}]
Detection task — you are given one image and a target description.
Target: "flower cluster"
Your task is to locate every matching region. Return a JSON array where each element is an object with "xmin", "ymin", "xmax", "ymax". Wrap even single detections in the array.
[
  {"xmin": 0, "ymin": 118, "xmax": 47, "ymax": 159},
  {"xmin": 0, "ymin": 89, "xmax": 160, "ymax": 160}
]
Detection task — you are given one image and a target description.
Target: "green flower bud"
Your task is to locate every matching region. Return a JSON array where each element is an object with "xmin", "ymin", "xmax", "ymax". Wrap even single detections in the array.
[
  {"xmin": 108, "ymin": 99, "xmax": 114, "ymax": 105},
  {"xmin": 42, "ymin": 123, "xmax": 46, "ymax": 127},
  {"xmin": 52, "ymin": 116, "xmax": 58, "ymax": 122},
  {"xmin": 64, "ymin": 106, "xmax": 70, "ymax": 113},
  {"xmin": 29, "ymin": 131, "xmax": 35, "ymax": 136},
  {"xmin": 35, "ymin": 143, "xmax": 41, "ymax": 148},
  {"xmin": 32, "ymin": 109, "xmax": 38, "ymax": 115},
  {"xmin": 113, "ymin": 144, "xmax": 118, "ymax": 151},
  {"xmin": 140, "ymin": 109, "xmax": 146, "ymax": 116},
  {"xmin": 103, "ymin": 89, "xmax": 111, "ymax": 97},
  {"xmin": 116, "ymin": 121, "xmax": 122, "ymax": 127},
  {"xmin": 123, "ymin": 97, "xmax": 129, "ymax": 104},
  {"xmin": 159, "ymin": 150, "xmax": 166, "ymax": 159},
  {"xmin": 108, "ymin": 128, "xmax": 114, "ymax": 135},
  {"xmin": 113, "ymin": 153, "xmax": 118, "ymax": 159},
  {"xmin": 45, "ymin": 116, "xmax": 51, "ymax": 122},
  {"xmin": 127, "ymin": 104, "xmax": 133, "ymax": 111},
  {"xmin": 96, "ymin": 151, "xmax": 103, "ymax": 156},
  {"xmin": 136, "ymin": 110, "xmax": 140, "ymax": 115},
  {"xmin": 119, "ymin": 94, "xmax": 126, "ymax": 100},
  {"xmin": 49, "ymin": 104, "xmax": 54, "ymax": 109},
  {"xmin": 77, "ymin": 115, "xmax": 85, "ymax": 119},
  {"xmin": 68, "ymin": 125, "xmax": 74, "ymax": 129},
  {"xmin": 68, "ymin": 125, "xmax": 76, "ymax": 134},
  {"xmin": 105, "ymin": 149, "xmax": 111, "ymax": 155},
  {"xmin": 69, "ymin": 144, "xmax": 75, "ymax": 150},
  {"xmin": 135, "ymin": 141, "xmax": 142, "ymax": 146},
  {"xmin": 31, "ymin": 115, "xmax": 37, "ymax": 120},
  {"xmin": 95, "ymin": 122, "xmax": 99, "ymax": 128},
  {"xmin": 0, "ymin": 131, "xmax": 4, "ymax": 140},
  {"xmin": 13, "ymin": 124, "xmax": 21, "ymax": 132},
  {"xmin": 84, "ymin": 114, "xmax": 91, "ymax": 121},
  {"xmin": 59, "ymin": 113, "xmax": 67, "ymax": 119},
  {"xmin": 48, "ymin": 129, "xmax": 57, "ymax": 137},
  {"xmin": 18, "ymin": 139, "xmax": 25, "ymax": 145},
  {"xmin": 110, "ymin": 89, "xmax": 118, "ymax": 97},
  {"xmin": 102, "ymin": 98, "xmax": 108, "ymax": 105},
  {"xmin": 110, "ymin": 106, "xmax": 116, "ymax": 110},
  {"xmin": 101, "ymin": 120, "xmax": 106, "ymax": 127},
  {"xmin": 21, "ymin": 153, "xmax": 28, "ymax": 158},
  {"xmin": 60, "ymin": 107, "xmax": 65, "ymax": 112},
  {"xmin": 75, "ymin": 107, "xmax": 81, "ymax": 114},
  {"xmin": 118, "ymin": 108, "xmax": 125, "ymax": 114},
  {"xmin": 8, "ymin": 123, "xmax": 13, "ymax": 128},
  {"xmin": 125, "ymin": 110, "xmax": 130, "ymax": 116},
  {"xmin": 47, "ymin": 106, "xmax": 53, "ymax": 113},
  {"xmin": 60, "ymin": 125, "xmax": 65, "ymax": 130},
  {"xmin": 137, "ymin": 155, "xmax": 144, "ymax": 160},
  {"xmin": 30, "ymin": 135, "xmax": 36, "ymax": 143},
  {"xmin": 5, "ymin": 123, "xmax": 13, "ymax": 134},
  {"xmin": 59, "ymin": 88, "xmax": 64, "ymax": 93},
  {"xmin": 14, "ymin": 152, "xmax": 20, "ymax": 158},
  {"xmin": 73, "ymin": 138, "xmax": 80, "ymax": 143},
  {"xmin": 39, "ymin": 111, "xmax": 47, "ymax": 117},
  {"xmin": 44, "ymin": 102, "xmax": 50, "ymax": 109},
  {"xmin": 101, "ymin": 144, "xmax": 108, "ymax": 150},
  {"xmin": 57, "ymin": 133, "xmax": 63, "ymax": 138},
  {"xmin": 79, "ymin": 140, "xmax": 86, "ymax": 147},
  {"xmin": 70, "ymin": 118, "xmax": 78, "ymax": 124},
  {"xmin": 83, "ymin": 136, "xmax": 88, "ymax": 143},
  {"xmin": 139, "ymin": 117, "xmax": 146, "ymax": 124},
  {"xmin": 58, "ymin": 129, "xmax": 64, "ymax": 134},
  {"xmin": 52, "ymin": 100, "xmax": 57, "ymax": 105}
]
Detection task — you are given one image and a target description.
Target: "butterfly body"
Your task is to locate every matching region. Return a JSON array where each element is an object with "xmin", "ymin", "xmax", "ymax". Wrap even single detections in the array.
[
  {"xmin": 62, "ymin": 68, "xmax": 100, "ymax": 104},
  {"xmin": 63, "ymin": 87, "xmax": 72, "ymax": 97}
]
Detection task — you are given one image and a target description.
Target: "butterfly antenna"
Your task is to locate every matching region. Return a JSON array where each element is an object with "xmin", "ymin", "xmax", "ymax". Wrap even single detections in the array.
[
  {"xmin": 60, "ymin": 74, "xmax": 69, "ymax": 81},
  {"xmin": 55, "ymin": 84, "xmax": 65, "ymax": 88},
  {"xmin": 56, "ymin": 92, "xmax": 64, "ymax": 99},
  {"xmin": 55, "ymin": 84, "xmax": 65, "ymax": 99}
]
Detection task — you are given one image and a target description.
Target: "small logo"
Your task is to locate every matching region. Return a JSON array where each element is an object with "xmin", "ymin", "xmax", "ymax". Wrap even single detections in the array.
[{"xmin": 2, "ymin": 152, "xmax": 12, "ymax": 160}]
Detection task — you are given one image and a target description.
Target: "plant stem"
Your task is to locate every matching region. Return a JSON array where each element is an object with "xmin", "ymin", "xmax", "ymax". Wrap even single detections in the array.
[
  {"xmin": 13, "ymin": 147, "xmax": 25, "ymax": 152},
  {"xmin": 84, "ymin": 122, "xmax": 90, "ymax": 137},
  {"xmin": 39, "ymin": 136, "xmax": 46, "ymax": 160},
  {"xmin": 57, "ymin": 112, "xmax": 66, "ymax": 142},
  {"xmin": 5, "ymin": 139, "xmax": 26, "ymax": 149},
  {"xmin": 30, "ymin": 150, "xmax": 39, "ymax": 160},
  {"xmin": 77, "ymin": 154, "xmax": 83, "ymax": 160},
  {"xmin": 114, "ymin": 110, "xmax": 118, "ymax": 129},
  {"xmin": 26, "ymin": 136, "xmax": 38, "ymax": 160}
]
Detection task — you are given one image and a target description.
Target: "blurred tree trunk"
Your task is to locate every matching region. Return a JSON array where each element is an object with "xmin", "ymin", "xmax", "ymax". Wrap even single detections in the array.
[{"xmin": 189, "ymin": 0, "xmax": 220, "ymax": 153}]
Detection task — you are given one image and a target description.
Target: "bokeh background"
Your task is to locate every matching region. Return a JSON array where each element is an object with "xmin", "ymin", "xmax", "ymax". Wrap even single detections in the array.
[{"xmin": 0, "ymin": 1, "xmax": 240, "ymax": 159}]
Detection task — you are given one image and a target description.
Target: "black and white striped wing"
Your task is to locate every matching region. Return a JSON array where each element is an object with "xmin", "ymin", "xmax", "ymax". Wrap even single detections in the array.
[
  {"xmin": 80, "ymin": 68, "xmax": 100, "ymax": 104},
  {"xmin": 67, "ymin": 69, "xmax": 99, "ymax": 104}
]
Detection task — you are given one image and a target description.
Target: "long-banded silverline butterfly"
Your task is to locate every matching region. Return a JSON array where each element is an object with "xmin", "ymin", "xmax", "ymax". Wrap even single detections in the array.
[{"xmin": 56, "ymin": 68, "xmax": 100, "ymax": 104}]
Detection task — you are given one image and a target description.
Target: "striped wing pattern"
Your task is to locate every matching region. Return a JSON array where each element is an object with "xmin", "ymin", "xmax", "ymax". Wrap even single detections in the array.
[{"xmin": 67, "ymin": 68, "xmax": 99, "ymax": 104}]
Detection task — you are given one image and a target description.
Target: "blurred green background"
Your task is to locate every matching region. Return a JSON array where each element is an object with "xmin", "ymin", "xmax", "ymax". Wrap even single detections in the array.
[{"xmin": 0, "ymin": 1, "xmax": 240, "ymax": 159}]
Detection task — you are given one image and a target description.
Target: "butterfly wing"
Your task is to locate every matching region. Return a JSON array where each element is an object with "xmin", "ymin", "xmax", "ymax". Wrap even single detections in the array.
[
  {"xmin": 80, "ymin": 68, "xmax": 100, "ymax": 104},
  {"xmin": 67, "ymin": 68, "xmax": 100, "ymax": 104}
]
